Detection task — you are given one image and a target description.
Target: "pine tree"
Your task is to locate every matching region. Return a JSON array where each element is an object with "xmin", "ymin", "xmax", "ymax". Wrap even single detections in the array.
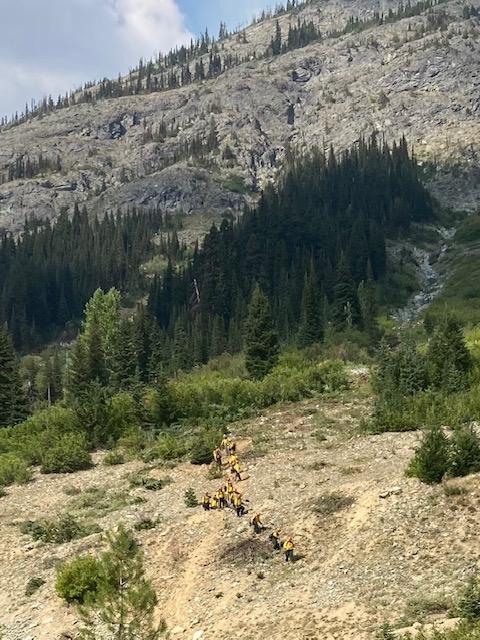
[
  {"xmin": 0, "ymin": 325, "xmax": 26, "ymax": 427},
  {"xmin": 245, "ymin": 285, "xmax": 279, "ymax": 380},
  {"xmin": 427, "ymin": 317, "xmax": 472, "ymax": 389},
  {"xmin": 332, "ymin": 255, "xmax": 361, "ymax": 330},
  {"xmin": 298, "ymin": 266, "xmax": 323, "ymax": 348},
  {"xmin": 172, "ymin": 317, "xmax": 192, "ymax": 373},
  {"xmin": 66, "ymin": 339, "xmax": 90, "ymax": 401},
  {"xmin": 358, "ymin": 267, "xmax": 380, "ymax": 348},
  {"xmin": 112, "ymin": 320, "xmax": 138, "ymax": 391},
  {"xmin": 449, "ymin": 425, "xmax": 480, "ymax": 478},
  {"xmin": 407, "ymin": 425, "xmax": 450, "ymax": 484},
  {"xmin": 77, "ymin": 527, "xmax": 163, "ymax": 640}
]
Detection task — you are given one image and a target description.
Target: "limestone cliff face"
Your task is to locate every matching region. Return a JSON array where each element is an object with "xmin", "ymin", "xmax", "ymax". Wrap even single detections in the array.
[{"xmin": 0, "ymin": 0, "xmax": 479, "ymax": 233}]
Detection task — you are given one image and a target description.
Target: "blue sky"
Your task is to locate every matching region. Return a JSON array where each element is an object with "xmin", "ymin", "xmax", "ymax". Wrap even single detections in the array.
[{"xmin": 0, "ymin": 0, "xmax": 268, "ymax": 119}]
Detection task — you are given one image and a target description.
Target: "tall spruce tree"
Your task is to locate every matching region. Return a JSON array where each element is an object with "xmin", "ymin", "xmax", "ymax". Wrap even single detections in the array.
[
  {"xmin": 0, "ymin": 325, "xmax": 26, "ymax": 427},
  {"xmin": 427, "ymin": 317, "xmax": 472, "ymax": 389},
  {"xmin": 332, "ymin": 255, "xmax": 361, "ymax": 330},
  {"xmin": 245, "ymin": 284, "xmax": 279, "ymax": 380},
  {"xmin": 298, "ymin": 265, "xmax": 324, "ymax": 348}
]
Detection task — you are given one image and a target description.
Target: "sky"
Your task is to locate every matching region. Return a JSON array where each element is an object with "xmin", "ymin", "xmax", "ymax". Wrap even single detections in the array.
[{"xmin": 0, "ymin": 0, "xmax": 268, "ymax": 118}]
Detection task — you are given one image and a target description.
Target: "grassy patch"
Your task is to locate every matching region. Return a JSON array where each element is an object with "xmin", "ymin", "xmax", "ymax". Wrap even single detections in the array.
[
  {"xmin": 312, "ymin": 492, "xmax": 355, "ymax": 515},
  {"xmin": 128, "ymin": 472, "xmax": 173, "ymax": 491},
  {"xmin": 68, "ymin": 486, "xmax": 141, "ymax": 518},
  {"xmin": 222, "ymin": 173, "xmax": 249, "ymax": 194},
  {"xmin": 20, "ymin": 514, "xmax": 101, "ymax": 544},
  {"xmin": 25, "ymin": 577, "xmax": 46, "ymax": 597}
]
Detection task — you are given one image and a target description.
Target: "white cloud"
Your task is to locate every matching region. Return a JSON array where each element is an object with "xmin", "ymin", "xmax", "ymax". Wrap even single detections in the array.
[
  {"xmin": 0, "ymin": 0, "xmax": 193, "ymax": 117},
  {"xmin": 108, "ymin": 0, "xmax": 193, "ymax": 60}
]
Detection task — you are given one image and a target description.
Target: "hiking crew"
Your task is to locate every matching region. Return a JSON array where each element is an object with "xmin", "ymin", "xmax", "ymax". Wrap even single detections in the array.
[
  {"xmin": 198, "ymin": 435, "xmax": 299, "ymax": 561},
  {"xmin": 250, "ymin": 513, "xmax": 263, "ymax": 534},
  {"xmin": 270, "ymin": 529, "xmax": 281, "ymax": 551},
  {"xmin": 283, "ymin": 537, "xmax": 295, "ymax": 562}
]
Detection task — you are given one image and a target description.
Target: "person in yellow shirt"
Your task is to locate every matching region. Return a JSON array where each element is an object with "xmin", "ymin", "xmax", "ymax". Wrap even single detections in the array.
[
  {"xmin": 213, "ymin": 447, "xmax": 222, "ymax": 466},
  {"xmin": 232, "ymin": 462, "xmax": 242, "ymax": 482},
  {"xmin": 216, "ymin": 487, "xmax": 226, "ymax": 509},
  {"xmin": 269, "ymin": 529, "xmax": 281, "ymax": 551},
  {"xmin": 250, "ymin": 513, "xmax": 263, "ymax": 535},
  {"xmin": 202, "ymin": 493, "xmax": 211, "ymax": 511},
  {"xmin": 283, "ymin": 537, "xmax": 295, "ymax": 562},
  {"xmin": 226, "ymin": 479, "xmax": 234, "ymax": 503},
  {"xmin": 221, "ymin": 434, "xmax": 230, "ymax": 450},
  {"xmin": 233, "ymin": 493, "xmax": 245, "ymax": 517},
  {"xmin": 210, "ymin": 495, "xmax": 218, "ymax": 510}
]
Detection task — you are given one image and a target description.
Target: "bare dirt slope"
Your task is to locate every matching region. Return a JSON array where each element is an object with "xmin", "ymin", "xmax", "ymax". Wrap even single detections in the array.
[{"xmin": 1, "ymin": 386, "xmax": 478, "ymax": 640}]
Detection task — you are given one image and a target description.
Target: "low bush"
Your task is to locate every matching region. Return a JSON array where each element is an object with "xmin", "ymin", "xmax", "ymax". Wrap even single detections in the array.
[
  {"xmin": 25, "ymin": 577, "xmax": 46, "ymax": 597},
  {"xmin": 0, "ymin": 454, "xmax": 32, "ymax": 487},
  {"xmin": 407, "ymin": 425, "xmax": 450, "ymax": 484},
  {"xmin": 55, "ymin": 555, "xmax": 103, "ymax": 605},
  {"xmin": 407, "ymin": 425, "xmax": 480, "ymax": 485},
  {"xmin": 154, "ymin": 433, "xmax": 188, "ymax": 461},
  {"xmin": 129, "ymin": 473, "xmax": 172, "ymax": 491},
  {"xmin": 40, "ymin": 433, "xmax": 92, "ymax": 474},
  {"xmin": 103, "ymin": 450, "xmax": 125, "ymax": 466},
  {"xmin": 313, "ymin": 492, "xmax": 355, "ymax": 515},
  {"xmin": 189, "ymin": 428, "xmax": 222, "ymax": 465},
  {"xmin": 134, "ymin": 517, "xmax": 159, "ymax": 531},
  {"xmin": 458, "ymin": 578, "xmax": 480, "ymax": 623},
  {"xmin": 20, "ymin": 514, "xmax": 100, "ymax": 544}
]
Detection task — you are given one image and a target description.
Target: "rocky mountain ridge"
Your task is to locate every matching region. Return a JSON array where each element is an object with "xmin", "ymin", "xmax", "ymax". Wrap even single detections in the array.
[{"xmin": 0, "ymin": 0, "xmax": 479, "ymax": 235}]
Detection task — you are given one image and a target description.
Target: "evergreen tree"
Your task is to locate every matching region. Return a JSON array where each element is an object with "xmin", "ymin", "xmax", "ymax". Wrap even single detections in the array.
[
  {"xmin": 172, "ymin": 317, "xmax": 192, "ymax": 373},
  {"xmin": 112, "ymin": 320, "xmax": 138, "ymax": 391},
  {"xmin": 407, "ymin": 425, "xmax": 450, "ymax": 484},
  {"xmin": 66, "ymin": 338, "xmax": 90, "ymax": 401},
  {"xmin": 245, "ymin": 285, "xmax": 279, "ymax": 380},
  {"xmin": 427, "ymin": 317, "xmax": 472, "ymax": 389},
  {"xmin": 358, "ymin": 267, "xmax": 380, "ymax": 348},
  {"xmin": 0, "ymin": 325, "xmax": 26, "ymax": 427},
  {"xmin": 298, "ymin": 265, "xmax": 323, "ymax": 348},
  {"xmin": 332, "ymin": 255, "xmax": 361, "ymax": 330},
  {"xmin": 449, "ymin": 425, "xmax": 480, "ymax": 478},
  {"xmin": 77, "ymin": 527, "xmax": 163, "ymax": 640}
]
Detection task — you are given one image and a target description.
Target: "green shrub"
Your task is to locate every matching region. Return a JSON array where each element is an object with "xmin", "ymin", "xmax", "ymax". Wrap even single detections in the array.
[
  {"xmin": 20, "ymin": 514, "xmax": 100, "ymax": 544},
  {"xmin": 313, "ymin": 492, "xmax": 355, "ymax": 515},
  {"xmin": 41, "ymin": 433, "xmax": 92, "ymax": 474},
  {"xmin": 184, "ymin": 487, "xmax": 198, "ymax": 507},
  {"xmin": 0, "ymin": 454, "xmax": 32, "ymax": 487},
  {"xmin": 25, "ymin": 577, "xmax": 46, "ymax": 597},
  {"xmin": 55, "ymin": 555, "xmax": 103, "ymax": 604},
  {"xmin": 103, "ymin": 450, "xmax": 125, "ymax": 466},
  {"xmin": 458, "ymin": 578, "xmax": 480, "ymax": 622},
  {"xmin": 189, "ymin": 428, "xmax": 222, "ymax": 465},
  {"xmin": 134, "ymin": 517, "xmax": 158, "ymax": 531},
  {"xmin": 117, "ymin": 427, "xmax": 148, "ymax": 458},
  {"xmin": 155, "ymin": 433, "xmax": 188, "ymax": 461},
  {"xmin": 450, "ymin": 426, "xmax": 480, "ymax": 478},
  {"xmin": 407, "ymin": 425, "xmax": 450, "ymax": 484},
  {"xmin": 129, "ymin": 473, "xmax": 172, "ymax": 491}
]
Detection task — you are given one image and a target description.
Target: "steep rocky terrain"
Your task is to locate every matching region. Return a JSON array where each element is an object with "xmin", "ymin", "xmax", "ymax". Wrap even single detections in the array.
[
  {"xmin": 0, "ymin": 0, "xmax": 479, "ymax": 234},
  {"xmin": 1, "ymin": 379, "xmax": 479, "ymax": 640}
]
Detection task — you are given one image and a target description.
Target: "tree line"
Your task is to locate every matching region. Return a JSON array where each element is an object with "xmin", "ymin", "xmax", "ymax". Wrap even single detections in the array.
[{"xmin": 0, "ymin": 207, "xmax": 184, "ymax": 351}]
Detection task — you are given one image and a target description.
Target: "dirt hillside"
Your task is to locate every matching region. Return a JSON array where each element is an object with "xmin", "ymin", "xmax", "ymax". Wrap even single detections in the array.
[{"xmin": 1, "ymin": 382, "xmax": 477, "ymax": 640}]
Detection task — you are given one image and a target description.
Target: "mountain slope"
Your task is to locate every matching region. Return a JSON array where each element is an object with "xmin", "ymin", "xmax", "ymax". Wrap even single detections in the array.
[
  {"xmin": 0, "ymin": 384, "xmax": 477, "ymax": 640},
  {"xmin": 0, "ymin": 0, "xmax": 479, "ymax": 234}
]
